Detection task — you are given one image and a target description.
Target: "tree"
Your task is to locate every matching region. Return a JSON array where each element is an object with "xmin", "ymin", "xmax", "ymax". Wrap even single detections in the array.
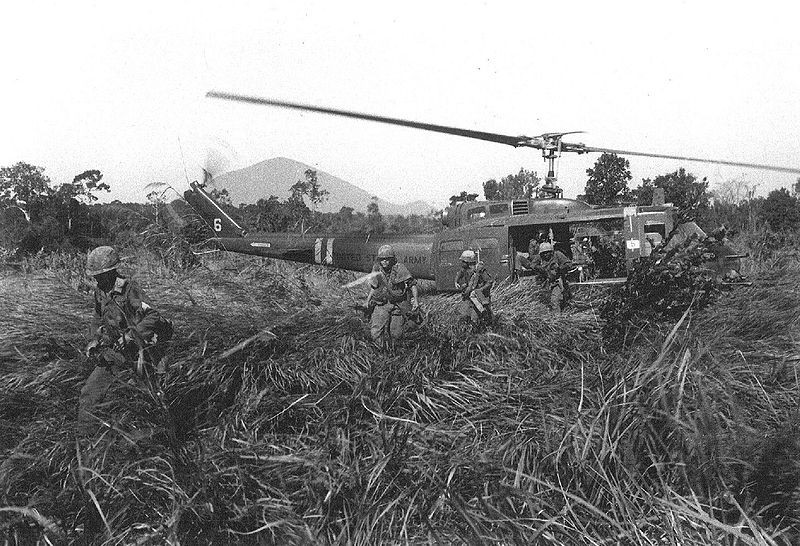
[
  {"xmin": 712, "ymin": 178, "xmax": 758, "ymax": 205},
  {"xmin": 631, "ymin": 168, "xmax": 709, "ymax": 224},
  {"xmin": 449, "ymin": 191, "xmax": 479, "ymax": 206},
  {"xmin": 289, "ymin": 169, "xmax": 329, "ymax": 212},
  {"xmin": 0, "ymin": 162, "xmax": 109, "ymax": 252},
  {"xmin": 793, "ymin": 177, "xmax": 800, "ymax": 197},
  {"xmin": 253, "ymin": 196, "xmax": 293, "ymax": 232},
  {"xmin": 287, "ymin": 182, "xmax": 311, "ymax": 229},
  {"xmin": 761, "ymin": 188, "xmax": 800, "ymax": 232},
  {"xmin": 304, "ymin": 169, "xmax": 329, "ymax": 211},
  {"xmin": 66, "ymin": 170, "xmax": 110, "ymax": 203},
  {"xmin": 365, "ymin": 199, "xmax": 385, "ymax": 236},
  {"xmin": 580, "ymin": 153, "xmax": 632, "ymax": 206},
  {"xmin": 483, "ymin": 168, "xmax": 541, "ymax": 200},
  {"xmin": 0, "ymin": 162, "xmax": 54, "ymax": 214}
]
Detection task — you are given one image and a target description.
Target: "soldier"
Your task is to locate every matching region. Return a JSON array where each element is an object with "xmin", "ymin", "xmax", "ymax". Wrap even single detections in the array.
[
  {"xmin": 571, "ymin": 237, "xmax": 595, "ymax": 281},
  {"xmin": 78, "ymin": 246, "xmax": 172, "ymax": 435},
  {"xmin": 455, "ymin": 249, "xmax": 494, "ymax": 327},
  {"xmin": 527, "ymin": 228, "xmax": 551, "ymax": 259},
  {"xmin": 527, "ymin": 241, "xmax": 574, "ymax": 311},
  {"xmin": 366, "ymin": 244, "xmax": 420, "ymax": 347}
]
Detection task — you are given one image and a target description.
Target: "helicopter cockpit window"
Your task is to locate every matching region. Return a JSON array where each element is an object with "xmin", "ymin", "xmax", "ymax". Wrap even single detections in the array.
[
  {"xmin": 644, "ymin": 222, "xmax": 666, "ymax": 251},
  {"xmin": 489, "ymin": 203, "xmax": 509, "ymax": 215},
  {"xmin": 644, "ymin": 222, "xmax": 666, "ymax": 238},
  {"xmin": 440, "ymin": 240, "xmax": 464, "ymax": 252},
  {"xmin": 466, "ymin": 206, "xmax": 487, "ymax": 221}
]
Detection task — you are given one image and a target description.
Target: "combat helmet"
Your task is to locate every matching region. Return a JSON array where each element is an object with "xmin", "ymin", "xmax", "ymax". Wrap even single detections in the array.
[
  {"xmin": 377, "ymin": 245, "xmax": 396, "ymax": 259},
  {"xmin": 459, "ymin": 249, "xmax": 477, "ymax": 263},
  {"xmin": 538, "ymin": 242, "xmax": 554, "ymax": 254},
  {"xmin": 86, "ymin": 246, "xmax": 120, "ymax": 276}
]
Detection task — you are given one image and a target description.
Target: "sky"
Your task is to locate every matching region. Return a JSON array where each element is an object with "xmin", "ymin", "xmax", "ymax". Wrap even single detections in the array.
[{"xmin": 2, "ymin": 1, "xmax": 799, "ymax": 209}]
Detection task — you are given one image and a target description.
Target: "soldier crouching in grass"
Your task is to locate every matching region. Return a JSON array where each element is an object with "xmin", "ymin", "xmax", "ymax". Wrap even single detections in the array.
[
  {"xmin": 78, "ymin": 246, "xmax": 173, "ymax": 436},
  {"xmin": 365, "ymin": 244, "xmax": 420, "ymax": 349},
  {"xmin": 455, "ymin": 249, "xmax": 494, "ymax": 329}
]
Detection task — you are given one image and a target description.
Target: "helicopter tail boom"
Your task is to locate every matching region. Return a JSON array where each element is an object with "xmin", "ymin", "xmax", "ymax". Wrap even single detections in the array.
[{"xmin": 184, "ymin": 181, "xmax": 247, "ymax": 238}]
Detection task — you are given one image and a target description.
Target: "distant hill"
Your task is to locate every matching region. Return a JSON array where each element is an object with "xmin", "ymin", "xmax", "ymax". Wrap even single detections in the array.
[{"xmin": 208, "ymin": 157, "xmax": 436, "ymax": 216}]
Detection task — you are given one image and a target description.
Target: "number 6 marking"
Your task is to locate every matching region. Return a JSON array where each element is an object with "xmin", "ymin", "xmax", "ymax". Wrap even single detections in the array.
[{"xmin": 214, "ymin": 218, "xmax": 222, "ymax": 232}]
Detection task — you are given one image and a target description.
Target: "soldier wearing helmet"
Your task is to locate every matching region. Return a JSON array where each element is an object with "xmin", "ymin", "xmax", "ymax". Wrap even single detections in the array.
[
  {"xmin": 455, "ymin": 249, "xmax": 494, "ymax": 326},
  {"xmin": 525, "ymin": 241, "xmax": 574, "ymax": 311},
  {"xmin": 79, "ymin": 246, "xmax": 173, "ymax": 434},
  {"xmin": 527, "ymin": 228, "xmax": 552, "ymax": 259},
  {"xmin": 366, "ymin": 244, "xmax": 420, "ymax": 347}
]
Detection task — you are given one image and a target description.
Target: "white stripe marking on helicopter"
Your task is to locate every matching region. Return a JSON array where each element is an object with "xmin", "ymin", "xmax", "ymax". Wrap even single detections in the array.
[
  {"xmin": 315, "ymin": 238, "xmax": 322, "ymax": 264},
  {"xmin": 326, "ymin": 238, "xmax": 334, "ymax": 264}
]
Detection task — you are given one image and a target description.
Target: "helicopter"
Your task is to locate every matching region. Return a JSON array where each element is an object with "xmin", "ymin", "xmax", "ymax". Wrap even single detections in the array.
[{"xmin": 184, "ymin": 90, "xmax": 800, "ymax": 292}]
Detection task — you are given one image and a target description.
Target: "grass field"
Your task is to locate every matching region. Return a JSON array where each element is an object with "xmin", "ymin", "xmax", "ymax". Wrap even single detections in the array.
[{"xmin": 1, "ymin": 246, "xmax": 799, "ymax": 544}]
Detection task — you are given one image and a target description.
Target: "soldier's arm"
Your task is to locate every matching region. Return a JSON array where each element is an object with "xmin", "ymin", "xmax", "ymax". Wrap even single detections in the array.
[
  {"xmin": 455, "ymin": 270, "xmax": 465, "ymax": 290},
  {"xmin": 85, "ymin": 291, "xmax": 107, "ymax": 356},
  {"xmin": 410, "ymin": 282, "xmax": 419, "ymax": 310},
  {"xmin": 125, "ymin": 281, "xmax": 162, "ymax": 341},
  {"xmin": 90, "ymin": 291, "xmax": 103, "ymax": 340},
  {"xmin": 480, "ymin": 269, "xmax": 494, "ymax": 295},
  {"xmin": 367, "ymin": 271, "xmax": 386, "ymax": 306},
  {"xmin": 558, "ymin": 253, "xmax": 574, "ymax": 273}
]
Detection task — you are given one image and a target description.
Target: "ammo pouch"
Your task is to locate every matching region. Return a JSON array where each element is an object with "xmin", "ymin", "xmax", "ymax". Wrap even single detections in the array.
[{"xmin": 387, "ymin": 283, "xmax": 408, "ymax": 304}]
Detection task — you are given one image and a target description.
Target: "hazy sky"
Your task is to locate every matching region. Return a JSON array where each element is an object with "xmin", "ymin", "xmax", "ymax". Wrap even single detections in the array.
[{"xmin": 3, "ymin": 1, "xmax": 799, "ymax": 208}]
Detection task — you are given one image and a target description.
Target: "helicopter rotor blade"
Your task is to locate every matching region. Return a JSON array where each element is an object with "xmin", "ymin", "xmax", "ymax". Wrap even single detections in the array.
[
  {"xmin": 579, "ymin": 145, "xmax": 800, "ymax": 175},
  {"xmin": 207, "ymin": 90, "xmax": 532, "ymax": 148},
  {"xmin": 207, "ymin": 90, "xmax": 800, "ymax": 175}
]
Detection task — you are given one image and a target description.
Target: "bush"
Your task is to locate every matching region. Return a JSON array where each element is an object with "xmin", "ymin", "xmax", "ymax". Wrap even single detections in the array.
[{"xmin": 601, "ymin": 230, "xmax": 733, "ymax": 341}]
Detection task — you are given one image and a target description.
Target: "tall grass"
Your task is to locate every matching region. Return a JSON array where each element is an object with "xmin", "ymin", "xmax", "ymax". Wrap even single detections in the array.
[{"xmin": 1, "ymin": 245, "xmax": 799, "ymax": 544}]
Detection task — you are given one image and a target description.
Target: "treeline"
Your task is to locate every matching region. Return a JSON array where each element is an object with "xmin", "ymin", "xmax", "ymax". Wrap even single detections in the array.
[
  {"xmin": 0, "ymin": 162, "xmax": 442, "ymax": 259},
  {"xmin": 206, "ymin": 168, "xmax": 441, "ymax": 237},
  {"xmin": 4, "ymin": 157, "xmax": 799, "ymax": 260},
  {"xmin": 0, "ymin": 162, "xmax": 109, "ymax": 254}
]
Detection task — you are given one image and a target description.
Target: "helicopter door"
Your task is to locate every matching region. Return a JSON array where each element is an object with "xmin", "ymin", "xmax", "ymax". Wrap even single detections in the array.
[
  {"xmin": 436, "ymin": 238, "xmax": 465, "ymax": 292},
  {"xmin": 469, "ymin": 226, "xmax": 508, "ymax": 283},
  {"xmin": 470, "ymin": 236, "xmax": 501, "ymax": 280}
]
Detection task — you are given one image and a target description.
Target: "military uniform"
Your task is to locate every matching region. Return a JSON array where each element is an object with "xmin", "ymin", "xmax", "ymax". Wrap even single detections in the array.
[
  {"xmin": 455, "ymin": 261, "xmax": 493, "ymax": 325},
  {"xmin": 369, "ymin": 262, "xmax": 417, "ymax": 345},
  {"xmin": 528, "ymin": 249, "xmax": 573, "ymax": 310},
  {"xmin": 78, "ymin": 275, "xmax": 171, "ymax": 434}
]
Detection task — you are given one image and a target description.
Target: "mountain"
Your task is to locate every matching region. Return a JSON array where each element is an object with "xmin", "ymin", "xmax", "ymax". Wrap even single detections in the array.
[{"xmin": 208, "ymin": 157, "xmax": 437, "ymax": 216}]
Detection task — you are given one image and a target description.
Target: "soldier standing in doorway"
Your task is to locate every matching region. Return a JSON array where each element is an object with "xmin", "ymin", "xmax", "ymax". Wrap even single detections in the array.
[{"xmin": 526, "ymin": 242, "xmax": 574, "ymax": 311}]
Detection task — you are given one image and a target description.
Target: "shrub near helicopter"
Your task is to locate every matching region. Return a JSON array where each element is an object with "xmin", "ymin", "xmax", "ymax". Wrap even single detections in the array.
[{"xmin": 185, "ymin": 91, "xmax": 800, "ymax": 292}]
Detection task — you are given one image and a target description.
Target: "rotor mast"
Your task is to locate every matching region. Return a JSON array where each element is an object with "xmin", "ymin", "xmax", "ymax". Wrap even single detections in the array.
[{"xmin": 538, "ymin": 135, "xmax": 566, "ymax": 199}]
